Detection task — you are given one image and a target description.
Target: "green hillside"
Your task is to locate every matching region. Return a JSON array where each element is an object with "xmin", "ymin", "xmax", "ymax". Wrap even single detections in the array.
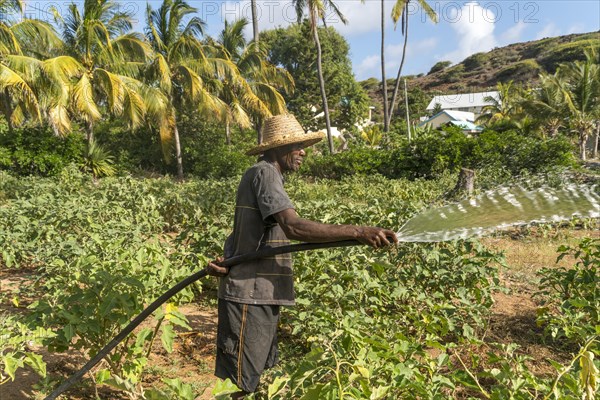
[{"xmin": 361, "ymin": 31, "xmax": 599, "ymax": 115}]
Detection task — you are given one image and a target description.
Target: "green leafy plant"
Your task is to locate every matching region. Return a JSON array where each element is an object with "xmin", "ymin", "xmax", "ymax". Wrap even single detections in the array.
[
  {"xmin": 536, "ymin": 238, "xmax": 599, "ymax": 344},
  {"xmin": 82, "ymin": 139, "xmax": 116, "ymax": 180},
  {"xmin": 0, "ymin": 315, "xmax": 50, "ymax": 385}
]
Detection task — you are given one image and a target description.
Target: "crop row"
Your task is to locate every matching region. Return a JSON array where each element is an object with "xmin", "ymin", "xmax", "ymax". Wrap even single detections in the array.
[{"xmin": 0, "ymin": 169, "xmax": 598, "ymax": 399}]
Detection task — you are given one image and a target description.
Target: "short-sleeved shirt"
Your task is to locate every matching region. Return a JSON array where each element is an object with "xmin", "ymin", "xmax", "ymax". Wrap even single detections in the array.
[{"xmin": 218, "ymin": 160, "xmax": 296, "ymax": 306}]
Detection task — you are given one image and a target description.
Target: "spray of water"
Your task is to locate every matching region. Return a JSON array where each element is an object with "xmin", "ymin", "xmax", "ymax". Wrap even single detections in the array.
[{"xmin": 397, "ymin": 184, "xmax": 600, "ymax": 242}]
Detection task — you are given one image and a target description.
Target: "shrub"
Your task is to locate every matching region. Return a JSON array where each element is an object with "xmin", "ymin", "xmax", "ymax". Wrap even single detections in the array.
[
  {"xmin": 463, "ymin": 52, "xmax": 488, "ymax": 70},
  {"xmin": 0, "ymin": 126, "xmax": 84, "ymax": 176},
  {"xmin": 177, "ymin": 115, "xmax": 255, "ymax": 179},
  {"xmin": 428, "ymin": 60, "xmax": 452, "ymax": 75},
  {"xmin": 302, "ymin": 145, "xmax": 385, "ymax": 179},
  {"xmin": 471, "ymin": 130, "xmax": 576, "ymax": 174},
  {"xmin": 442, "ymin": 65, "xmax": 465, "ymax": 83},
  {"xmin": 386, "ymin": 127, "xmax": 474, "ymax": 179},
  {"xmin": 495, "ymin": 60, "xmax": 541, "ymax": 83},
  {"xmin": 303, "ymin": 127, "xmax": 576, "ymax": 180},
  {"xmin": 540, "ymin": 41, "xmax": 600, "ymax": 73}
]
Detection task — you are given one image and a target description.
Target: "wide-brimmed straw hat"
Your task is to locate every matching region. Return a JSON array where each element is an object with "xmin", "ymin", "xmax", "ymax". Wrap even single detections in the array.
[{"xmin": 246, "ymin": 114, "xmax": 325, "ymax": 156}]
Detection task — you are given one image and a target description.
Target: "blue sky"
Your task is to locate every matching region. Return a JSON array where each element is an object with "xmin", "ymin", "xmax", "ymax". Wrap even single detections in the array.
[{"xmin": 24, "ymin": 1, "xmax": 600, "ymax": 81}]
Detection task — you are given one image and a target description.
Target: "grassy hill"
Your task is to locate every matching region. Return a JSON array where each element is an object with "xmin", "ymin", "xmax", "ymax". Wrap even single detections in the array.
[{"xmin": 361, "ymin": 31, "xmax": 599, "ymax": 118}]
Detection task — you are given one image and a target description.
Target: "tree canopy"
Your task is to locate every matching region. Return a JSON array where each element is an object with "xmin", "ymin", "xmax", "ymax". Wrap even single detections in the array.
[{"xmin": 261, "ymin": 21, "xmax": 369, "ymax": 132}]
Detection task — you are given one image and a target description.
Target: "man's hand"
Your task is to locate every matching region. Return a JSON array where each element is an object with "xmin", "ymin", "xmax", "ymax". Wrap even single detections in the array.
[
  {"xmin": 205, "ymin": 257, "xmax": 229, "ymax": 277},
  {"xmin": 356, "ymin": 227, "xmax": 398, "ymax": 249}
]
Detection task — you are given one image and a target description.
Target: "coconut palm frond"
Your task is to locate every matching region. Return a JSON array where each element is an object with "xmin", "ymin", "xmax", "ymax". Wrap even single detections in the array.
[
  {"xmin": 294, "ymin": 0, "xmax": 307, "ymax": 23},
  {"xmin": 139, "ymin": 84, "xmax": 169, "ymax": 119},
  {"xmin": 418, "ymin": 0, "xmax": 439, "ymax": 23},
  {"xmin": 11, "ymin": 19, "xmax": 62, "ymax": 55},
  {"xmin": 0, "ymin": 63, "xmax": 40, "ymax": 118},
  {"xmin": 158, "ymin": 109, "xmax": 175, "ymax": 163},
  {"xmin": 175, "ymin": 64, "xmax": 213, "ymax": 106},
  {"xmin": 111, "ymin": 33, "xmax": 153, "ymax": 63},
  {"xmin": 250, "ymin": 82, "xmax": 288, "ymax": 115},
  {"xmin": 0, "ymin": 0, "xmax": 24, "ymax": 15},
  {"xmin": 145, "ymin": 3, "xmax": 166, "ymax": 53},
  {"xmin": 94, "ymin": 68, "xmax": 126, "ymax": 115},
  {"xmin": 182, "ymin": 16, "xmax": 206, "ymax": 39},
  {"xmin": 10, "ymin": 103, "xmax": 25, "ymax": 126},
  {"xmin": 219, "ymin": 19, "xmax": 248, "ymax": 61},
  {"xmin": 324, "ymin": 0, "xmax": 348, "ymax": 24},
  {"xmin": 228, "ymin": 100, "xmax": 252, "ymax": 129},
  {"xmin": 150, "ymin": 53, "xmax": 172, "ymax": 93},
  {"xmin": 42, "ymin": 55, "xmax": 83, "ymax": 78},
  {"xmin": 199, "ymin": 56, "xmax": 240, "ymax": 82},
  {"xmin": 170, "ymin": 34, "xmax": 206, "ymax": 62},
  {"xmin": 391, "ymin": 0, "xmax": 409, "ymax": 25},
  {"xmin": 72, "ymin": 72, "xmax": 102, "ymax": 122},
  {"xmin": 3, "ymin": 55, "xmax": 43, "ymax": 81},
  {"xmin": 47, "ymin": 104, "xmax": 72, "ymax": 136},
  {"xmin": 0, "ymin": 24, "xmax": 21, "ymax": 54},
  {"xmin": 121, "ymin": 82, "xmax": 146, "ymax": 130},
  {"xmin": 253, "ymin": 63, "xmax": 295, "ymax": 94}
]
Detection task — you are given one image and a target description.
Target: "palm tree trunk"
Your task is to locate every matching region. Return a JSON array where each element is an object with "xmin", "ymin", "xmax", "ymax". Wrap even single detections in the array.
[
  {"xmin": 173, "ymin": 123, "xmax": 184, "ymax": 180},
  {"xmin": 313, "ymin": 26, "xmax": 334, "ymax": 154},
  {"xmin": 86, "ymin": 121, "xmax": 94, "ymax": 144},
  {"xmin": 251, "ymin": 0, "xmax": 259, "ymax": 43},
  {"xmin": 256, "ymin": 120, "xmax": 263, "ymax": 144},
  {"xmin": 226, "ymin": 121, "xmax": 231, "ymax": 145},
  {"xmin": 593, "ymin": 122, "xmax": 599, "ymax": 159},
  {"xmin": 579, "ymin": 131, "xmax": 588, "ymax": 161},
  {"xmin": 381, "ymin": 0, "xmax": 389, "ymax": 133},
  {"xmin": 387, "ymin": 6, "xmax": 409, "ymax": 128}
]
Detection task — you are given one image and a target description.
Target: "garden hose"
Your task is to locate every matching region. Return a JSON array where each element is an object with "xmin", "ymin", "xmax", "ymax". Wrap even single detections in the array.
[{"xmin": 45, "ymin": 239, "xmax": 363, "ymax": 400}]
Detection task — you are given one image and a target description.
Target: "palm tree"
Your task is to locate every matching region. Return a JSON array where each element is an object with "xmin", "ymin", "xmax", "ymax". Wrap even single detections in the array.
[
  {"xmin": 250, "ymin": 0, "xmax": 259, "ymax": 44},
  {"xmin": 0, "ymin": 0, "xmax": 62, "ymax": 131},
  {"xmin": 215, "ymin": 18, "xmax": 293, "ymax": 145},
  {"xmin": 145, "ymin": 0, "xmax": 246, "ymax": 179},
  {"xmin": 557, "ymin": 50, "xmax": 600, "ymax": 160},
  {"xmin": 46, "ymin": 0, "xmax": 162, "ymax": 142},
  {"xmin": 380, "ymin": 0, "xmax": 390, "ymax": 133},
  {"xmin": 293, "ymin": 0, "xmax": 347, "ymax": 154},
  {"xmin": 520, "ymin": 74, "xmax": 566, "ymax": 138},
  {"xmin": 476, "ymin": 81, "xmax": 521, "ymax": 126},
  {"xmin": 386, "ymin": 0, "xmax": 437, "ymax": 130}
]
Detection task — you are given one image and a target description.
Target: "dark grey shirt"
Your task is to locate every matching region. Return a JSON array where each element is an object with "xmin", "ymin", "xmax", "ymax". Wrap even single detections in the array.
[{"xmin": 218, "ymin": 161, "xmax": 296, "ymax": 305}]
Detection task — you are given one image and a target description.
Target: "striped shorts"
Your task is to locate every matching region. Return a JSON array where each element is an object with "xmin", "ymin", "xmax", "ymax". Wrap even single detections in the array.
[{"xmin": 215, "ymin": 299, "xmax": 280, "ymax": 393}]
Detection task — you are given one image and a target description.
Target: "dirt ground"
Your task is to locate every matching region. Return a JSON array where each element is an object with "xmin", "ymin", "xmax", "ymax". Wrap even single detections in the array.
[
  {"xmin": 1, "ymin": 301, "xmax": 219, "ymax": 400},
  {"xmin": 1, "ymin": 227, "xmax": 598, "ymax": 399}
]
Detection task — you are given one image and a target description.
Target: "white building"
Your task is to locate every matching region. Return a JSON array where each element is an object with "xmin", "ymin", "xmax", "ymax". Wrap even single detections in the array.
[
  {"xmin": 418, "ymin": 110, "xmax": 482, "ymax": 134},
  {"xmin": 426, "ymin": 91, "xmax": 499, "ymax": 118}
]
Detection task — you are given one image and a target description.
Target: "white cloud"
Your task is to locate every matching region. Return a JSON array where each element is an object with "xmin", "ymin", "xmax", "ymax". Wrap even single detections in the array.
[
  {"xmin": 356, "ymin": 37, "xmax": 438, "ymax": 80},
  {"xmin": 500, "ymin": 21, "xmax": 527, "ymax": 45},
  {"xmin": 216, "ymin": 0, "xmax": 411, "ymax": 39},
  {"xmin": 441, "ymin": 1, "xmax": 497, "ymax": 63},
  {"xmin": 217, "ymin": 0, "xmax": 298, "ymax": 38},
  {"xmin": 356, "ymin": 55, "xmax": 380, "ymax": 78},
  {"xmin": 333, "ymin": 0, "xmax": 384, "ymax": 37},
  {"xmin": 535, "ymin": 23, "xmax": 561, "ymax": 40},
  {"xmin": 567, "ymin": 23, "xmax": 585, "ymax": 34}
]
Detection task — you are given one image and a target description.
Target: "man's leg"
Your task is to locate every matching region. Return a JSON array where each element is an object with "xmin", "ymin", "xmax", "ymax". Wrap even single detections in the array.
[{"xmin": 215, "ymin": 299, "xmax": 280, "ymax": 393}]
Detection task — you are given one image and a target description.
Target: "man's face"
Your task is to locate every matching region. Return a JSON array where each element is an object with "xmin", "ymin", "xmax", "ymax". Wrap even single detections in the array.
[{"xmin": 275, "ymin": 143, "xmax": 306, "ymax": 173}]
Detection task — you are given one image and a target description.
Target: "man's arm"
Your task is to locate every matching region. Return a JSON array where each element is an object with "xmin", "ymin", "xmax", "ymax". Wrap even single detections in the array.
[
  {"xmin": 206, "ymin": 209, "xmax": 398, "ymax": 276},
  {"xmin": 274, "ymin": 208, "xmax": 398, "ymax": 248}
]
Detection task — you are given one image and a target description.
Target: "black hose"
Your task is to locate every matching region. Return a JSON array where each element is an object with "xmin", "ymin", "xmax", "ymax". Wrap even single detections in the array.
[{"xmin": 45, "ymin": 239, "xmax": 361, "ymax": 400}]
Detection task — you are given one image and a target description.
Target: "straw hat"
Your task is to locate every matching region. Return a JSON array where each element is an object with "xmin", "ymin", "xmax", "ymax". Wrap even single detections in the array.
[{"xmin": 246, "ymin": 114, "xmax": 325, "ymax": 156}]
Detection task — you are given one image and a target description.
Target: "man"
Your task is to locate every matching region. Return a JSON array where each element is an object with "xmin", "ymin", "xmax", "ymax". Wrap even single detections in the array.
[{"xmin": 206, "ymin": 114, "xmax": 397, "ymax": 396}]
